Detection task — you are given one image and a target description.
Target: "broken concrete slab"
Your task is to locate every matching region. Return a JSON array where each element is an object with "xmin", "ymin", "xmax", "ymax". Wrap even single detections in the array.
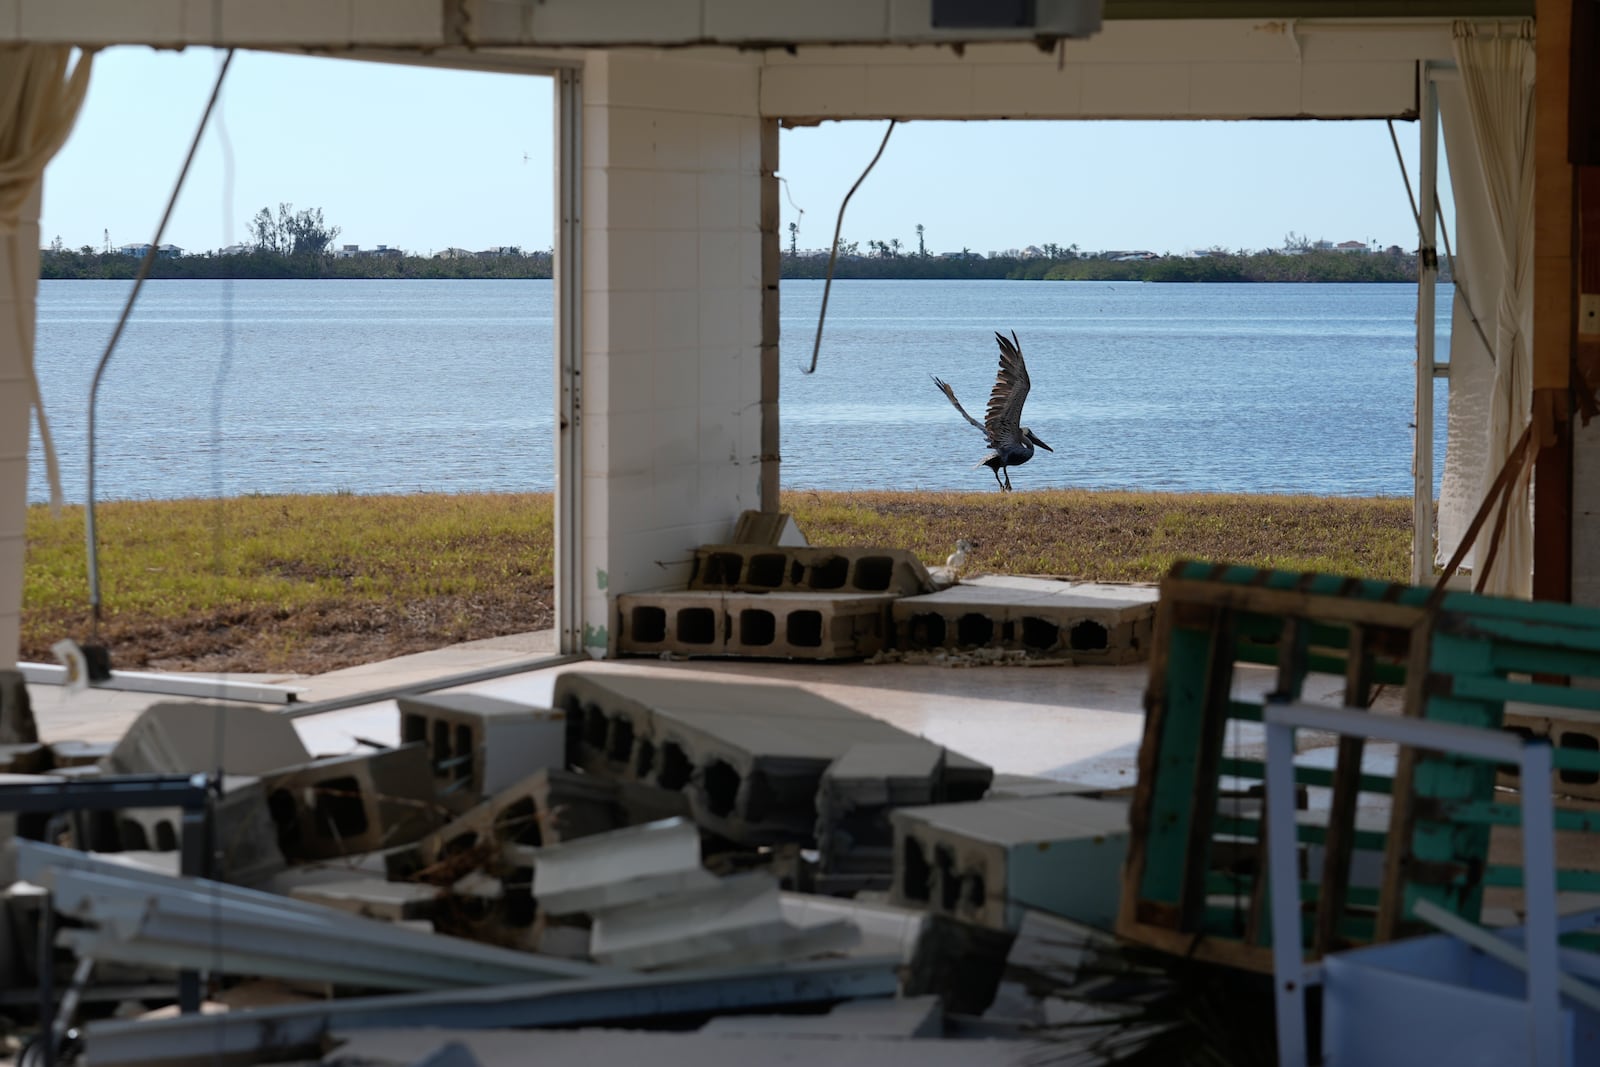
[
  {"xmin": 288, "ymin": 879, "xmax": 442, "ymax": 922},
  {"xmin": 699, "ymin": 994, "xmax": 944, "ymax": 1038},
  {"xmin": 556, "ymin": 672, "xmax": 991, "ymax": 846},
  {"xmin": 103, "ymin": 701, "xmax": 311, "ymax": 777},
  {"xmin": 617, "ymin": 590, "xmax": 900, "ymax": 660},
  {"xmin": 688, "ymin": 544, "xmax": 931, "ymax": 597},
  {"xmin": 779, "ymin": 891, "xmax": 929, "ymax": 962},
  {"xmin": 48, "ymin": 739, "xmax": 115, "ymax": 767},
  {"xmin": 891, "ymin": 794, "xmax": 1129, "ymax": 931},
  {"xmin": 816, "ymin": 741, "xmax": 947, "ymax": 884},
  {"xmin": 730, "ymin": 509, "xmax": 809, "ymax": 546},
  {"xmin": 396, "ymin": 692, "xmax": 566, "ymax": 814},
  {"xmin": 262, "ymin": 743, "xmax": 440, "ymax": 862},
  {"xmin": 113, "ymin": 774, "xmax": 286, "ymax": 886},
  {"xmin": 894, "ymin": 576, "xmax": 1158, "ymax": 664},
  {"xmin": 533, "ymin": 816, "xmax": 712, "ymax": 917}
]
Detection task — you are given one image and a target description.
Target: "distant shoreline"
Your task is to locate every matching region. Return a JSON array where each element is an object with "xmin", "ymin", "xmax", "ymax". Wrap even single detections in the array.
[{"xmin": 39, "ymin": 246, "xmax": 1433, "ymax": 284}]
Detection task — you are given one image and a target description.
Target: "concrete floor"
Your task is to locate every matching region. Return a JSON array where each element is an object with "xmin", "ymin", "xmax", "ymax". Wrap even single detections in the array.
[{"xmin": 23, "ymin": 628, "xmax": 1399, "ymax": 794}]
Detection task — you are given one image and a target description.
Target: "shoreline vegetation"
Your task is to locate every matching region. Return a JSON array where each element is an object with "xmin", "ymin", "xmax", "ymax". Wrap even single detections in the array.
[
  {"xmin": 40, "ymin": 245, "xmax": 1428, "ymax": 284},
  {"xmin": 22, "ymin": 489, "xmax": 1412, "ymax": 675}
]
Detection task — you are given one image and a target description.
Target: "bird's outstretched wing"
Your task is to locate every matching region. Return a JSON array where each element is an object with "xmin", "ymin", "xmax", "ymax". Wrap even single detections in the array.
[
  {"xmin": 983, "ymin": 330, "xmax": 1031, "ymax": 450},
  {"xmin": 932, "ymin": 375, "xmax": 987, "ymax": 437}
]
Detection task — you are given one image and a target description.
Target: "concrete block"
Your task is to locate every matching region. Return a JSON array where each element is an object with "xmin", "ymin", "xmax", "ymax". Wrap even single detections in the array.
[
  {"xmin": 261, "ymin": 743, "xmax": 440, "ymax": 862},
  {"xmin": 891, "ymin": 795, "xmax": 1130, "ymax": 932},
  {"xmin": 1501, "ymin": 711, "xmax": 1600, "ymax": 801},
  {"xmin": 0, "ymin": 742, "xmax": 49, "ymax": 774},
  {"xmin": 730, "ymin": 509, "xmax": 808, "ymax": 546},
  {"xmin": 288, "ymin": 878, "xmax": 441, "ymax": 921},
  {"xmin": 103, "ymin": 701, "xmax": 311, "ymax": 776},
  {"xmin": 534, "ymin": 816, "xmax": 713, "ymax": 917},
  {"xmin": 815, "ymin": 741, "xmax": 946, "ymax": 882},
  {"xmin": 396, "ymin": 692, "xmax": 566, "ymax": 814},
  {"xmin": 902, "ymin": 913, "xmax": 1018, "ymax": 1016},
  {"xmin": 115, "ymin": 774, "xmax": 285, "ymax": 886},
  {"xmin": 557, "ymin": 671, "xmax": 991, "ymax": 846},
  {"xmin": 779, "ymin": 890, "xmax": 929, "ymax": 963},
  {"xmin": 894, "ymin": 576, "xmax": 1158, "ymax": 664},
  {"xmin": 617, "ymin": 589, "xmax": 899, "ymax": 660},
  {"xmin": 689, "ymin": 543, "xmax": 930, "ymax": 596},
  {"xmin": 48, "ymin": 739, "xmax": 114, "ymax": 767},
  {"xmin": 0, "ymin": 669, "xmax": 37, "ymax": 743}
]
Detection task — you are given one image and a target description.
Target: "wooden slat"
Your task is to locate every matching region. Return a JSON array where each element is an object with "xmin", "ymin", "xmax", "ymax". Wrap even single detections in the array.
[
  {"xmin": 1177, "ymin": 608, "xmax": 1241, "ymax": 932},
  {"xmin": 1315, "ymin": 623, "xmax": 1379, "ymax": 956}
]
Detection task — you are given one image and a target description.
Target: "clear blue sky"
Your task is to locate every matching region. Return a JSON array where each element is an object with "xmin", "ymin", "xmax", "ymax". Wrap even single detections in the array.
[{"xmin": 41, "ymin": 46, "xmax": 1444, "ymax": 258}]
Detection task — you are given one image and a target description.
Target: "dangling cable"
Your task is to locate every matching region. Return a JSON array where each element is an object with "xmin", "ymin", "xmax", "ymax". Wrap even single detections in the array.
[
  {"xmin": 83, "ymin": 50, "xmax": 234, "ymax": 640},
  {"xmin": 801, "ymin": 119, "xmax": 896, "ymax": 375}
]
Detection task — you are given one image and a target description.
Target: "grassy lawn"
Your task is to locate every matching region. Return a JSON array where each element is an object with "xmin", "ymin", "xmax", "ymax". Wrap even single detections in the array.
[{"xmin": 22, "ymin": 489, "xmax": 1411, "ymax": 673}]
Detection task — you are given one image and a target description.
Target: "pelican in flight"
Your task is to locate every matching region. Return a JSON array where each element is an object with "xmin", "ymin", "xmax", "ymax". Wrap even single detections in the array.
[{"xmin": 932, "ymin": 331, "xmax": 1053, "ymax": 492}]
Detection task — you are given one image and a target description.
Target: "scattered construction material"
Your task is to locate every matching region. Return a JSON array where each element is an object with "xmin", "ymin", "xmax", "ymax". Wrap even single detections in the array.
[
  {"xmin": 533, "ymin": 817, "xmax": 712, "ymax": 917},
  {"xmin": 892, "ymin": 794, "xmax": 1128, "ymax": 931},
  {"xmin": 816, "ymin": 740, "xmax": 947, "ymax": 888},
  {"xmin": 396, "ymin": 692, "xmax": 566, "ymax": 814},
  {"xmin": 557, "ymin": 671, "xmax": 990, "ymax": 844},
  {"xmin": 689, "ymin": 543, "xmax": 932, "ymax": 597},
  {"xmin": 288, "ymin": 879, "xmax": 442, "ymax": 921},
  {"xmin": 262, "ymin": 743, "xmax": 439, "ymax": 861},
  {"xmin": 894, "ymin": 576, "xmax": 1157, "ymax": 664},
  {"xmin": 617, "ymin": 589, "xmax": 900, "ymax": 660},
  {"xmin": 730, "ymin": 509, "xmax": 809, "ymax": 546},
  {"xmin": 103, "ymin": 701, "xmax": 311, "ymax": 777}
]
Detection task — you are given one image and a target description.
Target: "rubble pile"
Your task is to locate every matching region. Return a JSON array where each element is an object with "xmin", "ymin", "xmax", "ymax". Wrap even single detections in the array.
[{"xmin": 0, "ymin": 668, "xmax": 1171, "ymax": 1067}]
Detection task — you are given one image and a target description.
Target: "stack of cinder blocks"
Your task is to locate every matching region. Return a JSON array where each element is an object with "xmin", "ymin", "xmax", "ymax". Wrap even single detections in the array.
[
  {"xmin": 555, "ymin": 672, "xmax": 990, "ymax": 850},
  {"xmin": 894, "ymin": 575, "xmax": 1158, "ymax": 664},
  {"xmin": 616, "ymin": 544, "xmax": 933, "ymax": 660}
]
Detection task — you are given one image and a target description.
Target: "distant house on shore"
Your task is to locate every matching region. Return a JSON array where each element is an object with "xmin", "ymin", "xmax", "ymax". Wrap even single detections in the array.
[
  {"xmin": 1336, "ymin": 240, "xmax": 1370, "ymax": 253},
  {"xmin": 332, "ymin": 244, "xmax": 362, "ymax": 259},
  {"xmin": 118, "ymin": 242, "xmax": 184, "ymax": 258},
  {"xmin": 218, "ymin": 243, "xmax": 251, "ymax": 256},
  {"xmin": 435, "ymin": 247, "xmax": 473, "ymax": 259}
]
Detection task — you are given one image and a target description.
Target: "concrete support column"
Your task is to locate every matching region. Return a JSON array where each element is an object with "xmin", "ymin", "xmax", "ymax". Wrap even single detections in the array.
[
  {"xmin": 578, "ymin": 50, "xmax": 764, "ymax": 654},
  {"xmin": 0, "ymin": 185, "xmax": 42, "ymax": 669}
]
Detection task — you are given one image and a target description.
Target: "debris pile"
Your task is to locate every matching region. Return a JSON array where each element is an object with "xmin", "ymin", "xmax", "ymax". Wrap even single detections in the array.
[{"xmin": 0, "ymin": 667, "xmax": 1169, "ymax": 1067}]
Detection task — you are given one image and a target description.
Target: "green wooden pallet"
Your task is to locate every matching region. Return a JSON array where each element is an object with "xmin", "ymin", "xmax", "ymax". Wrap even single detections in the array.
[{"xmin": 1117, "ymin": 561, "xmax": 1600, "ymax": 974}]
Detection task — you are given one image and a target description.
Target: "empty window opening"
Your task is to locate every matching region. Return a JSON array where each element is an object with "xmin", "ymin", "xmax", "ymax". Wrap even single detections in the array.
[
  {"xmin": 902, "ymin": 837, "xmax": 932, "ymax": 902},
  {"xmin": 677, "ymin": 607, "xmax": 718, "ymax": 644},
  {"xmin": 740, "ymin": 609, "xmax": 776, "ymax": 647},
  {"xmin": 807, "ymin": 556, "xmax": 849, "ymax": 590},
  {"xmin": 608, "ymin": 716, "xmax": 635, "ymax": 764},
  {"xmin": 854, "ymin": 556, "xmax": 894, "ymax": 591},
  {"xmin": 700, "ymin": 551, "xmax": 743, "ymax": 587},
  {"xmin": 705, "ymin": 759, "xmax": 743, "ymax": 818},
  {"xmin": 1560, "ymin": 731, "xmax": 1600, "ymax": 785},
  {"xmin": 659, "ymin": 742, "xmax": 693, "ymax": 791},
  {"xmin": 788, "ymin": 610, "xmax": 824, "ymax": 647},
  {"xmin": 312, "ymin": 776, "xmax": 370, "ymax": 840},
  {"xmin": 909, "ymin": 613, "xmax": 947, "ymax": 647},
  {"xmin": 957, "ymin": 613, "xmax": 994, "ymax": 646},
  {"xmin": 1069, "ymin": 620, "xmax": 1110, "ymax": 651},
  {"xmin": 747, "ymin": 553, "xmax": 786, "ymax": 588},
  {"xmin": 1021, "ymin": 616, "xmax": 1061, "ymax": 650},
  {"xmin": 630, "ymin": 605, "xmax": 667, "ymax": 643}
]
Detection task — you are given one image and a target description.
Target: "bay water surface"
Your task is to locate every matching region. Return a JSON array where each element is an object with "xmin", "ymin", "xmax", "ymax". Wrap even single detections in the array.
[{"xmin": 25, "ymin": 278, "xmax": 1450, "ymax": 503}]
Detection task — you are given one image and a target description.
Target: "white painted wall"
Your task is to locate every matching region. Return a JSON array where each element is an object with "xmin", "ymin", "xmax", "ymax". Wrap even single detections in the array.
[
  {"xmin": 578, "ymin": 49, "xmax": 765, "ymax": 653},
  {"xmin": 0, "ymin": 187, "xmax": 41, "ymax": 670}
]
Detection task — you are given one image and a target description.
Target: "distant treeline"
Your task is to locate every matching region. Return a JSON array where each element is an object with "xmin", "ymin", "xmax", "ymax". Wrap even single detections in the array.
[
  {"xmin": 39, "ymin": 248, "xmax": 554, "ymax": 281},
  {"xmin": 39, "ymin": 246, "xmax": 1425, "ymax": 284},
  {"xmin": 780, "ymin": 246, "xmax": 1424, "ymax": 283}
]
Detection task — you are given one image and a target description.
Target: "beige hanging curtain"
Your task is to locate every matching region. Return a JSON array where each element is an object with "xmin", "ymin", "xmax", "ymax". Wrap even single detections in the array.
[
  {"xmin": 0, "ymin": 45, "xmax": 94, "ymax": 511},
  {"xmin": 1448, "ymin": 21, "xmax": 1535, "ymax": 598}
]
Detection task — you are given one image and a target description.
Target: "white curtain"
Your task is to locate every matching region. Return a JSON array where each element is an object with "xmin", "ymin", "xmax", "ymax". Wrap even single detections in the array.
[
  {"xmin": 1442, "ymin": 21, "xmax": 1535, "ymax": 597},
  {"xmin": 0, "ymin": 46, "xmax": 93, "ymax": 667}
]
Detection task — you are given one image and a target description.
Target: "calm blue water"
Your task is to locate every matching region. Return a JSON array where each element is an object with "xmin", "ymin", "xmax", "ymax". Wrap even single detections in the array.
[{"xmin": 25, "ymin": 278, "xmax": 1449, "ymax": 503}]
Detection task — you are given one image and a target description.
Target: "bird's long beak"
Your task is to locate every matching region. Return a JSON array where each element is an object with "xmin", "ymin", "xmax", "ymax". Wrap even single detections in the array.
[{"xmin": 1027, "ymin": 430, "xmax": 1054, "ymax": 453}]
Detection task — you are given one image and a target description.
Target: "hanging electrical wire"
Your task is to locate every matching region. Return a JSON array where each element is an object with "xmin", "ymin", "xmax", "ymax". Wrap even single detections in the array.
[
  {"xmin": 801, "ymin": 119, "xmax": 897, "ymax": 375},
  {"xmin": 80, "ymin": 50, "xmax": 235, "ymax": 666}
]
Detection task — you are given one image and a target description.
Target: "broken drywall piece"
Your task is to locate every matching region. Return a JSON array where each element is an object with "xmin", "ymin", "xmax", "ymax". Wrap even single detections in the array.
[{"xmin": 533, "ymin": 816, "xmax": 712, "ymax": 917}]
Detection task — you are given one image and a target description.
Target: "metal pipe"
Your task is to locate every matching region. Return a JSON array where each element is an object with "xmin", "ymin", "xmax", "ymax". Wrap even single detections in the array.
[
  {"xmin": 1414, "ymin": 70, "xmax": 1440, "ymax": 585},
  {"xmin": 279, "ymin": 651, "xmax": 580, "ymax": 720},
  {"xmin": 554, "ymin": 68, "xmax": 585, "ymax": 656}
]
